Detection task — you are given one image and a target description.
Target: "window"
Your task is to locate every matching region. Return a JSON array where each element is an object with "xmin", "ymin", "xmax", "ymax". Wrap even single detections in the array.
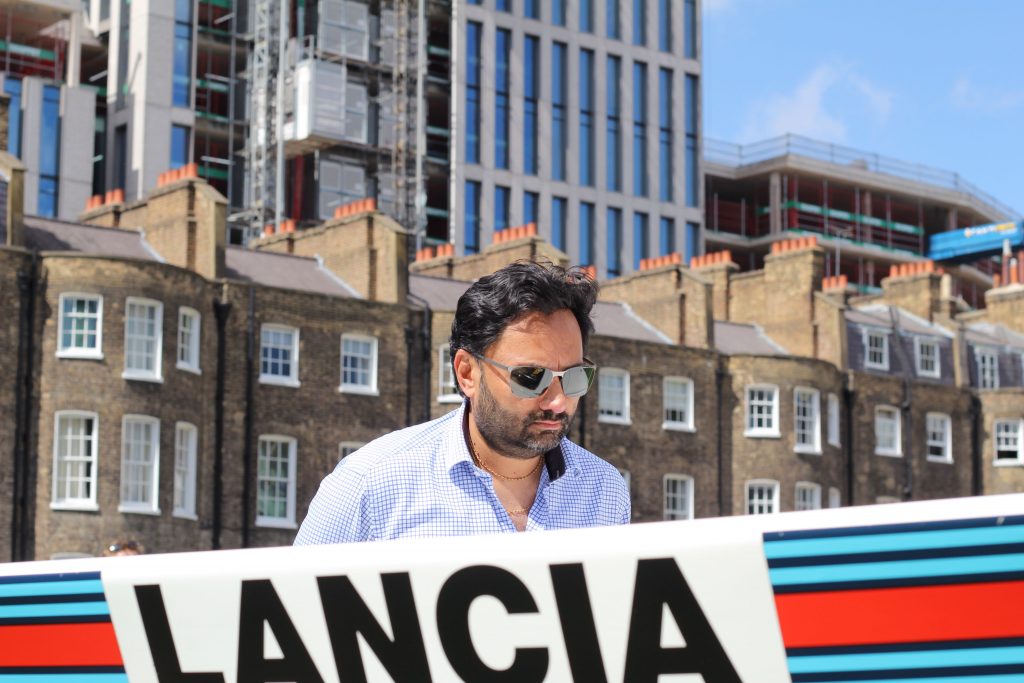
[
  {"xmin": 874, "ymin": 406, "xmax": 902, "ymax": 456},
  {"xmin": 551, "ymin": 43, "xmax": 568, "ymax": 181},
  {"xmin": 606, "ymin": 55, "xmax": 622, "ymax": 192},
  {"xmin": 827, "ymin": 393, "xmax": 840, "ymax": 446},
  {"xmin": 598, "ymin": 368, "xmax": 630, "ymax": 424},
  {"xmin": 341, "ymin": 334, "xmax": 378, "ymax": 394},
  {"xmin": 795, "ymin": 482, "xmax": 821, "ymax": 511},
  {"xmin": 496, "ymin": 0, "xmax": 510, "ymax": 10},
  {"xmin": 915, "ymin": 338, "xmax": 940, "ymax": 378},
  {"xmin": 339, "ymin": 442, "xmax": 365, "ymax": 459},
  {"xmin": 552, "ymin": 0, "xmax": 566, "ymax": 25},
  {"xmin": 524, "ymin": 0, "xmax": 539, "ymax": 18},
  {"xmin": 663, "ymin": 377, "xmax": 694, "ymax": 430},
  {"xmin": 120, "ymin": 415, "xmax": 160, "ymax": 513},
  {"xmin": 173, "ymin": 422, "xmax": 198, "ymax": 518},
  {"xmin": 683, "ymin": 0, "xmax": 696, "ymax": 58},
  {"xmin": 580, "ymin": 202, "xmax": 595, "ymax": 266},
  {"xmin": 633, "ymin": 0, "xmax": 646, "ymax": 45},
  {"xmin": 173, "ymin": 0, "xmax": 192, "ymax": 107},
  {"xmin": 58, "ymin": 293, "xmax": 103, "ymax": 359},
  {"xmin": 633, "ymin": 62, "xmax": 648, "ymax": 197},
  {"xmin": 260, "ymin": 324, "xmax": 300, "ymax": 386},
  {"xmin": 465, "ymin": 180, "xmax": 481, "ymax": 254},
  {"xmin": 52, "ymin": 411, "xmax": 98, "ymax": 510},
  {"xmin": 177, "ymin": 307, "xmax": 201, "ymax": 373},
  {"xmin": 685, "ymin": 221, "xmax": 700, "ymax": 264},
  {"xmin": 256, "ymin": 436, "xmax": 297, "ymax": 528},
  {"xmin": 38, "ymin": 85, "xmax": 61, "ymax": 217},
  {"xmin": 606, "ymin": 0, "xmax": 620, "ymax": 38},
  {"xmin": 926, "ymin": 413, "xmax": 952, "ymax": 463},
  {"xmin": 579, "ymin": 49, "xmax": 595, "ymax": 186},
  {"xmin": 864, "ymin": 329, "xmax": 890, "ymax": 370},
  {"xmin": 977, "ymin": 348, "xmax": 999, "ymax": 389},
  {"xmin": 658, "ymin": 68, "xmax": 673, "ymax": 202},
  {"xmin": 994, "ymin": 420, "xmax": 1023, "ymax": 464},
  {"xmin": 524, "ymin": 35, "xmax": 540, "ymax": 175},
  {"xmin": 794, "ymin": 387, "xmax": 821, "ymax": 454},
  {"xmin": 579, "ymin": 0, "xmax": 593, "ymax": 31},
  {"xmin": 438, "ymin": 346, "xmax": 461, "ymax": 402},
  {"xmin": 659, "ymin": 217, "xmax": 675, "ymax": 257},
  {"xmin": 524, "ymin": 191, "xmax": 539, "ymax": 226},
  {"xmin": 495, "ymin": 29, "xmax": 511, "ymax": 169},
  {"xmin": 685, "ymin": 75, "xmax": 699, "ymax": 207},
  {"xmin": 606, "ymin": 208, "xmax": 623, "ymax": 278},
  {"xmin": 465, "ymin": 22, "xmax": 481, "ymax": 164},
  {"xmin": 745, "ymin": 385, "xmax": 779, "ymax": 437},
  {"xmin": 633, "ymin": 213, "xmax": 649, "ymax": 271},
  {"xmin": 663, "ymin": 475, "xmax": 693, "ymax": 520},
  {"xmin": 828, "ymin": 487, "xmax": 841, "ymax": 508},
  {"xmin": 4, "ymin": 78, "xmax": 22, "ymax": 157},
  {"xmin": 344, "ymin": 81, "xmax": 369, "ymax": 143},
  {"xmin": 171, "ymin": 125, "xmax": 190, "ymax": 170},
  {"xmin": 494, "ymin": 185, "xmax": 511, "ymax": 232},
  {"xmin": 658, "ymin": 0, "xmax": 672, "ymax": 51},
  {"xmin": 746, "ymin": 480, "xmax": 779, "ymax": 515},
  {"xmin": 552, "ymin": 197, "xmax": 567, "ymax": 251},
  {"xmin": 123, "ymin": 298, "xmax": 163, "ymax": 381}
]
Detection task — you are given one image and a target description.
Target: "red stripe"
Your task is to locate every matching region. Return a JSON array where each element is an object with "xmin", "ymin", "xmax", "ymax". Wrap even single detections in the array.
[
  {"xmin": 775, "ymin": 580, "xmax": 1024, "ymax": 649},
  {"xmin": 0, "ymin": 623, "xmax": 124, "ymax": 666}
]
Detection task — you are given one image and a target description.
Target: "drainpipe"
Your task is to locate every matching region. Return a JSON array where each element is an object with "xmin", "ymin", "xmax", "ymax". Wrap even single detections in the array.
[
  {"xmin": 843, "ymin": 385, "xmax": 856, "ymax": 506},
  {"xmin": 404, "ymin": 324, "xmax": 414, "ymax": 427},
  {"xmin": 888, "ymin": 308, "xmax": 914, "ymax": 501},
  {"xmin": 212, "ymin": 295, "xmax": 232, "ymax": 550},
  {"xmin": 11, "ymin": 252, "xmax": 37, "ymax": 561},
  {"xmin": 715, "ymin": 360, "xmax": 727, "ymax": 516},
  {"xmin": 241, "ymin": 286, "xmax": 256, "ymax": 548},
  {"xmin": 969, "ymin": 394, "xmax": 982, "ymax": 496},
  {"xmin": 407, "ymin": 291, "xmax": 432, "ymax": 424}
]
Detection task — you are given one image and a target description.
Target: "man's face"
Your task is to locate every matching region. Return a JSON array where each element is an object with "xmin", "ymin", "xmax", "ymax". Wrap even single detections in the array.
[{"xmin": 468, "ymin": 309, "xmax": 584, "ymax": 459}]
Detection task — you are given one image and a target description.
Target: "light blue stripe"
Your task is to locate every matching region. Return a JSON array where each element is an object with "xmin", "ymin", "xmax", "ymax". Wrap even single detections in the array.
[
  {"xmin": 798, "ymin": 676, "xmax": 1024, "ymax": 683},
  {"xmin": 0, "ymin": 676, "xmax": 127, "ymax": 683},
  {"xmin": 765, "ymin": 526, "xmax": 1024, "ymax": 560},
  {"xmin": 788, "ymin": 646, "xmax": 1024, "ymax": 674},
  {"xmin": 0, "ymin": 580, "xmax": 104, "ymax": 599},
  {"xmin": 769, "ymin": 552, "xmax": 1024, "ymax": 586},
  {"xmin": 0, "ymin": 601, "xmax": 110, "ymax": 618}
]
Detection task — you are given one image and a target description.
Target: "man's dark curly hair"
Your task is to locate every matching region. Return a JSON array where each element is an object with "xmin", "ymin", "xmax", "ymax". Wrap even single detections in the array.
[{"xmin": 449, "ymin": 260, "xmax": 599, "ymax": 396}]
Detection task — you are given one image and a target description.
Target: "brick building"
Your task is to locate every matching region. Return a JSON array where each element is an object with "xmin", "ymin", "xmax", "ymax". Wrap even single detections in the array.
[{"xmin": 1, "ymin": 154, "xmax": 1022, "ymax": 560}]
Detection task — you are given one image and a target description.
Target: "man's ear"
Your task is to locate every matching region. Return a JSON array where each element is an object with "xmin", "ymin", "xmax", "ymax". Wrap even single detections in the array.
[{"xmin": 453, "ymin": 349, "xmax": 478, "ymax": 398}]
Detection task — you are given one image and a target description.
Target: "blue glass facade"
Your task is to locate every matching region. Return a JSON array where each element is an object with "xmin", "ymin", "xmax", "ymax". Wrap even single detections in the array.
[
  {"xmin": 607, "ymin": 0, "xmax": 620, "ymax": 39},
  {"xmin": 173, "ymin": 0, "xmax": 193, "ymax": 107},
  {"xmin": 659, "ymin": 68, "xmax": 673, "ymax": 202},
  {"xmin": 633, "ymin": 0, "xmax": 646, "ymax": 45},
  {"xmin": 685, "ymin": 221, "xmax": 700, "ymax": 263},
  {"xmin": 606, "ymin": 56, "xmax": 621, "ymax": 192},
  {"xmin": 524, "ymin": 191, "xmax": 539, "ymax": 224},
  {"xmin": 524, "ymin": 35, "xmax": 540, "ymax": 175},
  {"xmin": 552, "ymin": 197, "xmax": 567, "ymax": 251},
  {"xmin": 465, "ymin": 22, "xmax": 482, "ymax": 164},
  {"xmin": 579, "ymin": 49, "xmax": 595, "ymax": 187},
  {"xmin": 633, "ymin": 62, "xmax": 647, "ymax": 197},
  {"xmin": 580, "ymin": 202, "xmax": 595, "ymax": 265},
  {"xmin": 633, "ymin": 212, "xmax": 649, "ymax": 270},
  {"xmin": 4, "ymin": 78, "xmax": 21, "ymax": 158},
  {"xmin": 38, "ymin": 85, "xmax": 61, "ymax": 217},
  {"xmin": 607, "ymin": 208, "xmax": 622, "ymax": 277},
  {"xmin": 551, "ymin": 42, "xmax": 568, "ymax": 181},
  {"xmin": 495, "ymin": 29, "xmax": 511, "ymax": 169},
  {"xmin": 580, "ymin": 0, "xmax": 594, "ymax": 32},
  {"xmin": 552, "ymin": 0, "xmax": 566, "ymax": 25},
  {"xmin": 658, "ymin": 0, "xmax": 672, "ymax": 51},
  {"xmin": 465, "ymin": 181, "xmax": 481, "ymax": 254},
  {"xmin": 684, "ymin": 0, "xmax": 697, "ymax": 58},
  {"xmin": 494, "ymin": 185, "xmax": 511, "ymax": 231},
  {"xmin": 685, "ymin": 74, "xmax": 699, "ymax": 207},
  {"xmin": 524, "ymin": 0, "xmax": 540, "ymax": 18},
  {"xmin": 171, "ymin": 125, "xmax": 190, "ymax": 169},
  {"xmin": 659, "ymin": 217, "xmax": 675, "ymax": 256},
  {"xmin": 496, "ymin": 0, "xmax": 510, "ymax": 11}
]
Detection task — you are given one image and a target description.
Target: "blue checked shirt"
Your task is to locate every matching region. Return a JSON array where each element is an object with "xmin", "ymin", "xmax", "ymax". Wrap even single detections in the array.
[{"xmin": 294, "ymin": 402, "xmax": 630, "ymax": 544}]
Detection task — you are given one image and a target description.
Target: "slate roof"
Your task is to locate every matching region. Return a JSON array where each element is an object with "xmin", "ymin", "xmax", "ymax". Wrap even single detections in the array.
[
  {"xmin": 966, "ymin": 321, "xmax": 1024, "ymax": 350},
  {"xmin": 713, "ymin": 320, "xmax": 788, "ymax": 356},
  {"xmin": 224, "ymin": 248, "xmax": 361, "ymax": 298},
  {"xmin": 23, "ymin": 216, "xmax": 161, "ymax": 261},
  {"xmin": 847, "ymin": 304, "xmax": 954, "ymax": 338}
]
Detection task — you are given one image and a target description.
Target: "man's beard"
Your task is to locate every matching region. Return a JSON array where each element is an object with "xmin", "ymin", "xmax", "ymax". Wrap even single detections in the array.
[{"xmin": 472, "ymin": 374, "xmax": 573, "ymax": 459}]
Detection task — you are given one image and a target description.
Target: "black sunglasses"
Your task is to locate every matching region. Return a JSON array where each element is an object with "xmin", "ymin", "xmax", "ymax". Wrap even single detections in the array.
[{"xmin": 474, "ymin": 354, "xmax": 596, "ymax": 398}]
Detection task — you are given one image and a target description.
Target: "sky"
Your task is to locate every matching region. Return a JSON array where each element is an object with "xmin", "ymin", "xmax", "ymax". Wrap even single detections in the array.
[{"xmin": 702, "ymin": 0, "xmax": 1024, "ymax": 219}]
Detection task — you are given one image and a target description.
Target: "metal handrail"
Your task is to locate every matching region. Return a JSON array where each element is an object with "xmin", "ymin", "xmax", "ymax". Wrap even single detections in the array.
[{"xmin": 704, "ymin": 134, "xmax": 1021, "ymax": 220}]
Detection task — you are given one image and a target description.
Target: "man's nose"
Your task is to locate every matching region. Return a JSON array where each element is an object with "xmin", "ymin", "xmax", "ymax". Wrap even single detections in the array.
[{"xmin": 539, "ymin": 376, "xmax": 570, "ymax": 412}]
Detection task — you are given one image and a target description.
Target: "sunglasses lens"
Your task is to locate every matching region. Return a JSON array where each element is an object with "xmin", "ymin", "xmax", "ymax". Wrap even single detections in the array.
[
  {"xmin": 509, "ymin": 366, "xmax": 550, "ymax": 397},
  {"xmin": 561, "ymin": 366, "xmax": 596, "ymax": 397}
]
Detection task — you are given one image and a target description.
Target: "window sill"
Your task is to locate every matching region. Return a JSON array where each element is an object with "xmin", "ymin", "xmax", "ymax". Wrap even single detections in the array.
[
  {"xmin": 122, "ymin": 372, "xmax": 164, "ymax": 384},
  {"xmin": 57, "ymin": 350, "xmax": 104, "ymax": 361},
  {"xmin": 864, "ymin": 363, "xmax": 890, "ymax": 372},
  {"xmin": 794, "ymin": 446, "xmax": 822, "ymax": 455},
  {"xmin": 260, "ymin": 376, "xmax": 301, "ymax": 388},
  {"xmin": 50, "ymin": 502, "xmax": 99, "ymax": 512},
  {"xmin": 744, "ymin": 430, "xmax": 781, "ymax": 439},
  {"xmin": 173, "ymin": 511, "xmax": 199, "ymax": 521},
  {"xmin": 828, "ymin": 439, "xmax": 841, "ymax": 448},
  {"xmin": 875, "ymin": 449, "xmax": 903, "ymax": 458},
  {"xmin": 255, "ymin": 518, "xmax": 298, "ymax": 530},
  {"xmin": 339, "ymin": 385, "xmax": 380, "ymax": 396},
  {"xmin": 926, "ymin": 456, "xmax": 953, "ymax": 465},
  {"xmin": 662, "ymin": 422, "xmax": 695, "ymax": 432},
  {"xmin": 598, "ymin": 416, "xmax": 632, "ymax": 426},
  {"xmin": 916, "ymin": 371, "xmax": 941, "ymax": 380},
  {"xmin": 118, "ymin": 505, "xmax": 161, "ymax": 516},
  {"xmin": 994, "ymin": 459, "xmax": 1024, "ymax": 467},
  {"xmin": 176, "ymin": 362, "xmax": 202, "ymax": 375}
]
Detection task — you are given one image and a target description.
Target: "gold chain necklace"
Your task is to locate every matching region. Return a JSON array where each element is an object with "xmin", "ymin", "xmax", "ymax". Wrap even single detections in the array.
[{"xmin": 469, "ymin": 437, "xmax": 543, "ymax": 481}]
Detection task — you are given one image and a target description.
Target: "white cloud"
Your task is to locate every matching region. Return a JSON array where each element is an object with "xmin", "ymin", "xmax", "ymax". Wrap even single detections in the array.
[
  {"xmin": 951, "ymin": 76, "xmax": 1024, "ymax": 112},
  {"xmin": 737, "ymin": 63, "xmax": 893, "ymax": 144}
]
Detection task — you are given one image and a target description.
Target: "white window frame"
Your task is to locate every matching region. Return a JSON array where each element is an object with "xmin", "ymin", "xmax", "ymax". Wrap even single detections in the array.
[
  {"xmin": 51, "ymin": 410, "xmax": 99, "ymax": 511},
  {"xmin": 598, "ymin": 368, "xmax": 631, "ymax": 425},
  {"xmin": 56, "ymin": 293, "xmax": 104, "ymax": 359},
  {"xmin": 828, "ymin": 487, "xmax": 841, "ymax": 508},
  {"xmin": 173, "ymin": 422, "xmax": 198, "ymax": 519},
  {"xmin": 874, "ymin": 405, "xmax": 902, "ymax": 457},
  {"xmin": 925, "ymin": 412, "xmax": 953, "ymax": 464},
  {"xmin": 256, "ymin": 435, "xmax": 297, "ymax": 528},
  {"xmin": 795, "ymin": 482, "xmax": 822, "ymax": 511},
  {"xmin": 663, "ymin": 474, "xmax": 694, "ymax": 521},
  {"xmin": 662, "ymin": 377, "xmax": 694, "ymax": 431},
  {"xmin": 259, "ymin": 324, "xmax": 301, "ymax": 387},
  {"xmin": 746, "ymin": 479, "xmax": 779, "ymax": 515},
  {"xmin": 339, "ymin": 441, "xmax": 365, "ymax": 459},
  {"xmin": 744, "ymin": 384, "xmax": 780, "ymax": 438},
  {"xmin": 793, "ymin": 387, "xmax": 821, "ymax": 454},
  {"xmin": 914, "ymin": 337, "xmax": 940, "ymax": 379},
  {"xmin": 339, "ymin": 333, "xmax": 379, "ymax": 395},
  {"xmin": 976, "ymin": 347, "xmax": 999, "ymax": 389},
  {"xmin": 176, "ymin": 307, "xmax": 202, "ymax": 374},
  {"xmin": 875, "ymin": 496, "xmax": 901, "ymax": 504},
  {"xmin": 994, "ymin": 419, "xmax": 1024, "ymax": 466},
  {"xmin": 437, "ymin": 345, "xmax": 462, "ymax": 403},
  {"xmin": 119, "ymin": 414, "xmax": 161, "ymax": 514},
  {"xmin": 122, "ymin": 297, "xmax": 164, "ymax": 382},
  {"xmin": 863, "ymin": 328, "xmax": 890, "ymax": 371},
  {"xmin": 827, "ymin": 392, "xmax": 840, "ymax": 446}
]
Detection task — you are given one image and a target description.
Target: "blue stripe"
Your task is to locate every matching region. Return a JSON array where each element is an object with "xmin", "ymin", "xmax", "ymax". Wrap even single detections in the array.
[
  {"xmin": 0, "ymin": 581, "xmax": 105, "ymax": 600},
  {"xmin": 790, "ymin": 674, "xmax": 1024, "ymax": 683},
  {"xmin": 769, "ymin": 553, "xmax": 1024, "ymax": 586},
  {"xmin": 0, "ymin": 602, "xmax": 110, "ymax": 619},
  {"xmin": 788, "ymin": 646, "xmax": 1024, "ymax": 674},
  {"xmin": 765, "ymin": 526, "xmax": 1024, "ymax": 561},
  {"xmin": 764, "ymin": 515, "xmax": 1024, "ymax": 542},
  {"xmin": 0, "ymin": 677, "xmax": 128, "ymax": 683},
  {"xmin": 0, "ymin": 572, "xmax": 100, "ymax": 586}
]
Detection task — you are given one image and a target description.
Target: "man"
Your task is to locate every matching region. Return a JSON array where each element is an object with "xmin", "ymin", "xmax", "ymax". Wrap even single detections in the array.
[{"xmin": 295, "ymin": 260, "xmax": 630, "ymax": 544}]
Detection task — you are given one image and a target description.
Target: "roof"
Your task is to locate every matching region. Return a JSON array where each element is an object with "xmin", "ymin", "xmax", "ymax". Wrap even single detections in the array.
[
  {"xmin": 846, "ymin": 304, "xmax": 954, "ymax": 339},
  {"xmin": 409, "ymin": 273, "xmax": 471, "ymax": 309},
  {"xmin": 23, "ymin": 215, "xmax": 162, "ymax": 261},
  {"xmin": 713, "ymin": 320, "xmax": 788, "ymax": 356},
  {"xmin": 224, "ymin": 248, "xmax": 361, "ymax": 298},
  {"xmin": 965, "ymin": 322, "xmax": 1024, "ymax": 350}
]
